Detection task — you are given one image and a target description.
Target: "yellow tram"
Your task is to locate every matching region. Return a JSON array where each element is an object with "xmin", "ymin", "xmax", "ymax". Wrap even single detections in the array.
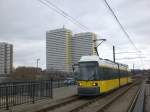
[{"xmin": 77, "ymin": 55, "xmax": 132, "ymax": 96}]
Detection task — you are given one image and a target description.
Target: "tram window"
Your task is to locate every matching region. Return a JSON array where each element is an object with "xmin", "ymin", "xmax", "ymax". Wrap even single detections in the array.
[
  {"xmin": 99, "ymin": 67, "xmax": 120, "ymax": 80},
  {"xmin": 112, "ymin": 68, "xmax": 116, "ymax": 79},
  {"xmin": 120, "ymin": 70, "xmax": 127, "ymax": 77},
  {"xmin": 117, "ymin": 69, "xmax": 120, "ymax": 78},
  {"xmin": 114, "ymin": 68, "xmax": 119, "ymax": 78},
  {"xmin": 98, "ymin": 67, "xmax": 104, "ymax": 80},
  {"xmin": 120, "ymin": 70, "xmax": 123, "ymax": 77},
  {"xmin": 103, "ymin": 67, "xmax": 110, "ymax": 80},
  {"xmin": 79, "ymin": 62, "xmax": 99, "ymax": 80},
  {"xmin": 109, "ymin": 68, "xmax": 112, "ymax": 78},
  {"xmin": 99, "ymin": 67, "xmax": 104, "ymax": 80},
  {"xmin": 113, "ymin": 68, "xmax": 117, "ymax": 79},
  {"xmin": 111, "ymin": 68, "xmax": 115, "ymax": 79},
  {"xmin": 124, "ymin": 71, "xmax": 128, "ymax": 77},
  {"xmin": 101, "ymin": 67, "xmax": 105, "ymax": 79},
  {"xmin": 110, "ymin": 68, "xmax": 118, "ymax": 79}
]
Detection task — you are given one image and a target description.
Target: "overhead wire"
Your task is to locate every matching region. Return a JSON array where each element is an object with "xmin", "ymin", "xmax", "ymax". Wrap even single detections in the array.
[
  {"xmin": 116, "ymin": 51, "xmax": 140, "ymax": 54},
  {"xmin": 102, "ymin": 0, "xmax": 145, "ymax": 69},
  {"xmin": 103, "ymin": 0, "xmax": 140, "ymax": 53},
  {"xmin": 116, "ymin": 57, "xmax": 146, "ymax": 60},
  {"xmin": 43, "ymin": 0, "xmax": 89, "ymax": 30},
  {"xmin": 38, "ymin": 0, "xmax": 145, "ymax": 69},
  {"xmin": 38, "ymin": 0, "xmax": 115, "ymax": 59},
  {"xmin": 38, "ymin": 0, "xmax": 88, "ymax": 31}
]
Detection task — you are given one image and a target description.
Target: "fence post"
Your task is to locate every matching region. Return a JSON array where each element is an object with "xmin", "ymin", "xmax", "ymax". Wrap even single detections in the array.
[
  {"xmin": 32, "ymin": 82, "xmax": 35, "ymax": 104},
  {"xmin": 58, "ymin": 80, "xmax": 59, "ymax": 88},
  {"xmin": 50, "ymin": 79, "xmax": 53, "ymax": 98},
  {"xmin": 6, "ymin": 86, "xmax": 9, "ymax": 110}
]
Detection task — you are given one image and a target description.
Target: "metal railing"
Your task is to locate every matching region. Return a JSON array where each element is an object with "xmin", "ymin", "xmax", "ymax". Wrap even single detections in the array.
[
  {"xmin": 52, "ymin": 79, "xmax": 76, "ymax": 88},
  {"xmin": 0, "ymin": 80, "xmax": 53, "ymax": 110},
  {"xmin": 0, "ymin": 79, "xmax": 76, "ymax": 110}
]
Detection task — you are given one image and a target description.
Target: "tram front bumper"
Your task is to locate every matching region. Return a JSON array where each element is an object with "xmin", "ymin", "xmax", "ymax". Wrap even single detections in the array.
[{"xmin": 78, "ymin": 87, "xmax": 100, "ymax": 96}]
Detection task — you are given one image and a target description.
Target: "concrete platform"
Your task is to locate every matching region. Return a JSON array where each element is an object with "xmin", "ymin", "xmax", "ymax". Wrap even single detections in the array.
[
  {"xmin": 53, "ymin": 85, "xmax": 77, "ymax": 100},
  {"xmin": 1, "ymin": 85, "xmax": 77, "ymax": 112}
]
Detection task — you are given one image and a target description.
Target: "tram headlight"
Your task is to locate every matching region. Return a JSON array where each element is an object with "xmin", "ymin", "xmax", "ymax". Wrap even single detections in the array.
[
  {"xmin": 78, "ymin": 82, "xmax": 82, "ymax": 86},
  {"xmin": 92, "ymin": 82, "xmax": 98, "ymax": 86}
]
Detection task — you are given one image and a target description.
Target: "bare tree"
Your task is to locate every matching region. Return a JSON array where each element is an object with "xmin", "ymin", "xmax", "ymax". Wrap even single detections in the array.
[{"xmin": 10, "ymin": 66, "xmax": 42, "ymax": 80}]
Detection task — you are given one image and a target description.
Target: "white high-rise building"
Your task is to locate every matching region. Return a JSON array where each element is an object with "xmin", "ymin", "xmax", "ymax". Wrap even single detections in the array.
[
  {"xmin": 72, "ymin": 32, "xmax": 97, "ymax": 65},
  {"xmin": 46, "ymin": 28, "xmax": 97, "ymax": 72},
  {"xmin": 0, "ymin": 42, "xmax": 13, "ymax": 76},
  {"xmin": 46, "ymin": 28, "xmax": 72, "ymax": 72}
]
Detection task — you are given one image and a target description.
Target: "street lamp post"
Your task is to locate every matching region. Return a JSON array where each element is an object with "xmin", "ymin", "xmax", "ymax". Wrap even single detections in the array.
[
  {"xmin": 93, "ymin": 39, "xmax": 107, "ymax": 57},
  {"xmin": 36, "ymin": 59, "xmax": 40, "ymax": 74},
  {"xmin": 113, "ymin": 45, "xmax": 116, "ymax": 63}
]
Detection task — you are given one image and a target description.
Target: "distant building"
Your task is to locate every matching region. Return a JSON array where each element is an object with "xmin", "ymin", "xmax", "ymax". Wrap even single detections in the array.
[
  {"xmin": 46, "ymin": 28, "xmax": 72, "ymax": 72},
  {"xmin": 46, "ymin": 28, "xmax": 97, "ymax": 72},
  {"xmin": 0, "ymin": 42, "xmax": 13, "ymax": 76},
  {"xmin": 72, "ymin": 32, "xmax": 97, "ymax": 65}
]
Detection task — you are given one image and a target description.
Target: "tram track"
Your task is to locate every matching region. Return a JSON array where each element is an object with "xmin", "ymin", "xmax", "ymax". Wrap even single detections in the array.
[
  {"xmin": 37, "ymin": 95, "xmax": 79, "ymax": 112},
  {"xmin": 127, "ymin": 86, "xmax": 141, "ymax": 112},
  {"xmin": 70, "ymin": 82, "xmax": 141, "ymax": 112},
  {"xmin": 95, "ymin": 83, "xmax": 140, "ymax": 112},
  {"xmin": 47, "ymin": 96, "xmax": 101, "ymax": 112},
  {"xmin": 38, "ymin": 81, "xmax": 141, "ymax": 112}
]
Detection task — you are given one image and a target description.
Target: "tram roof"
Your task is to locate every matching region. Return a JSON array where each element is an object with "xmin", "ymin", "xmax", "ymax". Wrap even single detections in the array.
[{"xmin": 79, "ymin": 55, "xmax": 128, "ymax": 68}]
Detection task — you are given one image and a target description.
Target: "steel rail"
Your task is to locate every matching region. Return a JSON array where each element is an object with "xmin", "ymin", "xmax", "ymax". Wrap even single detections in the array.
[
  {"xmin": 69, "ymin": 82, "xmax": 140, "ymax": 112},
  {"xmin": 95, "ymin": 83, "xmax": 139, "ymax": 112},
  {"xmin": 37, "ymin": 95, "xmax": 79, "ymax": 112},
  {"xmin": 128, "ymin": 82, "xmax": 145, "ymax": 112},
  {"xmin": 127, "ymin": 87, "xmax": 141, "ymax": 112},
  {"xmin": 38, "ymin": 81, "xmax": 141, "ymax": 112}
]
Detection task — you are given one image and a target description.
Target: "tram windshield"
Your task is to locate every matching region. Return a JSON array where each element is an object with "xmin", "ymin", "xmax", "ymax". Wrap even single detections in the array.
[{"xmin": 79, "ymin": 62, "xmax": 98, "ymax": 80}]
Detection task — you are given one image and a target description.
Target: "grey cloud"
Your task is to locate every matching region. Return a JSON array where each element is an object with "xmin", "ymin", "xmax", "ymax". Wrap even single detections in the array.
[{"xmin": 0, "ymin": 0, "xmax": 150, "ymax": 69}]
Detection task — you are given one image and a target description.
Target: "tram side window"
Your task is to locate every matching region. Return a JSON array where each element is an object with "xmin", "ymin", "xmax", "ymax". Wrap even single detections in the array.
[
  {"xmin": 103, "ymin": 67, "xmax": 110, "ymax": 80},
  {"xmin": 109, "ymin": 68, "xmax": 112, "ymax": 79},
  {"xmin": 99, "ymin": 67, "xmax": 104, "ymax": 80},
  {"xmin": 120, "ymin": 70, "xmax": 127, "ymax": 77},
  {"xmin": 124, "ymin": 70, "xmax": 128, "ymax": 77},
  {"xmin": 126, "ymin": 71, "xmax": 129, "ymax": 77},
  {"xmin": 99, "ymin": 67, "xmax": 119, "ymax": 80},
  {"xmin": 98, "ymin": 67, "xmax": 104, "ymax": 80},
  {"xmin": 97, "ymin": 66, "xmax": 101, "ymax": 80},
  {"xmin": 120, "ymin": 70, "xmax": 123, "ymax": 77},
  {"xmin": 108, "ymin": 68, "xmax": 111, "ymax": 79},
  {"xmin": 101, "ymin": 67, "xmax": 106, "ymax": 79},
  {"xmin": 116, "ymin": 68, "xmax": 120, "ymax": 78},
  {"xmin": 124, "ymin": 70, "xmax": 127, "ymax": 77},
  {"xmin": 124, "ymin": 70, "xmax": 126, "ymax": 77},
  {"xmin": 113, "ymin": 68, "xmax": 118, "ymax": 79},
  {"xmin": 113, "ymin": 68, "xmax": 119, "ymax": 79},
  {"xmin": 117, "ymin": 68, "xmax": 121, "ymax": 78},
  {"xmin": 108, "ymin": 67, "xmax": 112, "ymax": 79},
  {"xmin": 95, "ymin": 64, "xmax": 101, "ymax": 80}
]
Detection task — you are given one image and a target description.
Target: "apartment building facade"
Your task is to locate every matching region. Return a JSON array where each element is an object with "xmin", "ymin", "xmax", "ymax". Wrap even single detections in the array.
[
  {"xmin": 0, "ymin": 42, "xmax": 13, "ymax": 76},
  {"xmin": 72, "ymin": 32, "xmax": 97, "ymax": 65},
  {"xmin": 46, "ymin": 28, "xmax": 97, "ymax": 72},
  {"xmin": 46, "ymin": 28, "xmax": 72, "ymax": 72}
]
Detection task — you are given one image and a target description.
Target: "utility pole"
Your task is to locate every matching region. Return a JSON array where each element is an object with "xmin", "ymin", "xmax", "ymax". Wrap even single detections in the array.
[
  {"xmin": 133, "ymin": 63, "xmax": 135, "ymax": 75},
  {"xmin": 36, "ymin": 59, "xmax": 40, "ymax": 75},
  {"xmin": 113, "ymin": 45, "xmax": 116, "ymax": 63}
]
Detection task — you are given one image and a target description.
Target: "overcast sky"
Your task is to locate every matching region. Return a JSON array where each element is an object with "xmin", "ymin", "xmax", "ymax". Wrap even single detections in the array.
[{"xmin": 0, "ymin": 0, "xmax": 150, "ymax": 69}]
